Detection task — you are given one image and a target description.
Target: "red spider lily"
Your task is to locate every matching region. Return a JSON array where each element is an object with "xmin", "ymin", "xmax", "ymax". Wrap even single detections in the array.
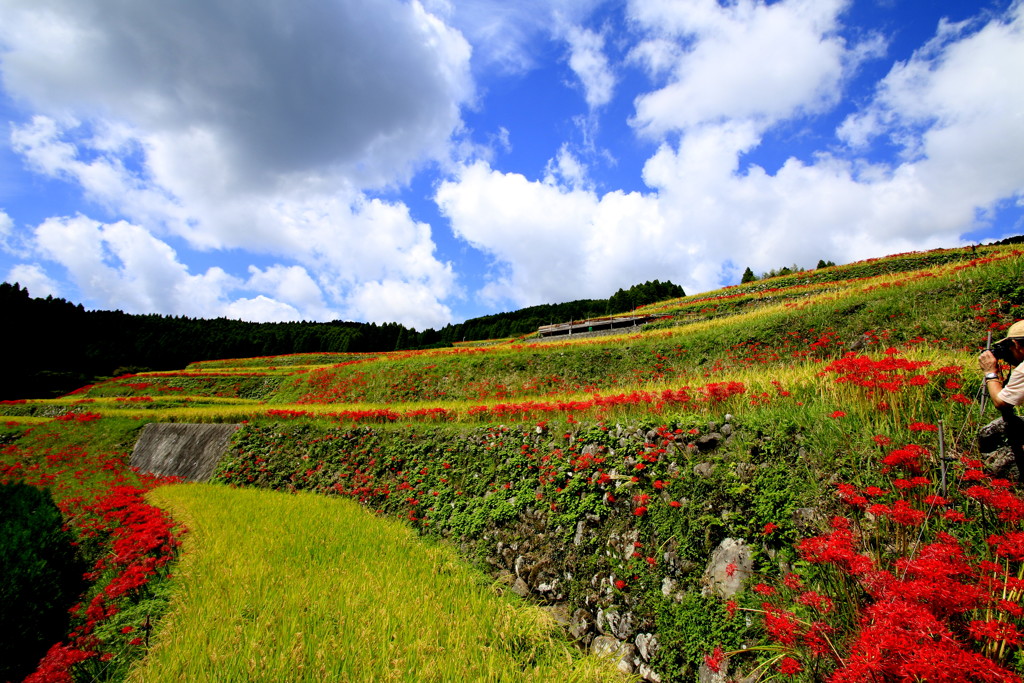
[
  {"xmin": 753, "ymin": 436, "xmax": 1024, "ymax": 682},
  {"xmin": 881, "ymin": 444, "xmax": 929, "ymax": 475},
  {"xmin": 703, "ymin": 644, "xmax": 725, "ymax": 673},
  {"xmin": 5, "ymin": 425, "xmax": 184, "ymax": 681},
  {"xmin": 969, "ymin": 619, "xmax": 1024, "ymax": 647},
  {"xmin": 763, "ymin": 604, "xmax": 801, "ymax": 646},
  {"xmin": 24, "ymin": 643, "xmax": 92, "ymax": 683},
  {"xmin": 797, "ymin": 518, "xmax": 874, "ymax": 575},
  {"xmin": 778, "ymin": 656, "xmax": 802, "ymax": 675},
  {"xmin": 830, "ymin": 599, "xmax": 1018, "ymax": 683},
  {"xmin": 783, "ymin": 573, "xmax": 804, "ymax": 590},
  {"xmin": 987, "ymin": 532, "xmax": 1024, "ymax": 562},
  {"xmin": 887, "ymin": 499, "xmax": 926, "ymax": 526}
]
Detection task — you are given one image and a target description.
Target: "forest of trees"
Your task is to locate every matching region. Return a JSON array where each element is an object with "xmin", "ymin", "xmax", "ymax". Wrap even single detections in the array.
[{"xmin": 1, "ymin": 279, "xmax": 684, "ymax": 399}]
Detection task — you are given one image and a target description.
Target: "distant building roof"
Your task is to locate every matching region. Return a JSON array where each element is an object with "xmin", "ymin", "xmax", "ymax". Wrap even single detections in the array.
[{"xmin": 537, "ymin": 314, "xmax": 663, "ymax": 337}]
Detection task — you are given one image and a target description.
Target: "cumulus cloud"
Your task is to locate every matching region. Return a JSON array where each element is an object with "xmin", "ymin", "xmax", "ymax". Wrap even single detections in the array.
[
  {"xmin": 6, "ymin": 262, "xmax": 60, "ymax": 299},
  {"xmin": 3, "ymin": 0, "xmax": 1022, "ymax": 328},
  {"xmin": 437, "ymin": 159, "xmax": 679, "ymax": 306},
  {"xmin": 0, "ymin": 0, "xmax": 470, "ymax": 328},
  {"xmin": 347, "ymin": 279, "xmax": 458, "ymax": 330},
  {"xmin": 0, "ymin": 0, "xmax": 472, "ymax": 189},
  {"xmin": 31, "ymin": 215, "xmax": 241, "ymax": 316},
  {"xmin": 244, "ymin": 265, "xmax": 333, "ymax": 322},
  {"xmin": 838, "ymin": 3, "xmax": 1024, "ymax": 207},
  {"xmin": 436, "ymin": 1, "xmax": 1024, "ymax": 307},
  {"xmin": 223, "ymin": 297, "xmax": 306, "ymax": 325},
  {"xmin": 628, "ymin": 0, "xmax": 855, "ymax": 137}
]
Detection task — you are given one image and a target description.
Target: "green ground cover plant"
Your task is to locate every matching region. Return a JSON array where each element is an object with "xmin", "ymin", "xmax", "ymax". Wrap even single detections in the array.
[{"xmin": 0, "ymin": 482, "xmax": 86, "ymax": 682}]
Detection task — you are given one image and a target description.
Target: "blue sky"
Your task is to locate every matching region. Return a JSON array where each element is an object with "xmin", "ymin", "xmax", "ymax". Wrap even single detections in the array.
[{"xmin": 0, "ymin": 0, "xmax": 1022, "ymax": 330}]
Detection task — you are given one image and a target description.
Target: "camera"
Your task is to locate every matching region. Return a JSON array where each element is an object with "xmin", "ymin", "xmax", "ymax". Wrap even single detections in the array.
[{"xmin": 992, "ymin": 339, "xmax": 1015, "ymax": 363}]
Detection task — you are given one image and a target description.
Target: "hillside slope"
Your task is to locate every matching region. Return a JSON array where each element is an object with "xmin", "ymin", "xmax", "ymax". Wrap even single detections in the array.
[{"xmin": 3, "ymin": 243, "xmax": 1024, "ymax": 682}]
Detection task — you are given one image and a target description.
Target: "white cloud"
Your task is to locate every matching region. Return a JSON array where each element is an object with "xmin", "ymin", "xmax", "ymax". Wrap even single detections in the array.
[
  {"xmin": 6, "ymin": 263, "xmax": 60, "ymax": 299},
  {"xmin": 31, "ymin": 214, "xmax": 245, "ymax": 316},
  {"xmin": 223, "ymin": 296, "xmax": 304, "ymax": 324},
  {"xmin": 839, "ymin": 4, "xmax": 1024, "ymax": 198},
  {"xmin": 437, "ymin": 160, "xmax": 695, "ymax": 306},
  {"xmin": 435, "ymin": 2, "xmax": 1024, "ymax": 306},
  {"xmin": 0, "ymin": 0, "xmax": 473, "ymax": 189},
  {"xmin": 3, "ymin": 0, "xmax": 1022, "ymax": 329},
  {"xmin": 438, "ymin": 0, "xmax": 604, "ymax": 74},
  {"xmin": 564, "ymin": 25, "xmax": 615, "ymax": 108},
  {"xmin": 347, "ymin": 279, "xmax": 456, "ymax": 330},
  {"xmin": 244, "ymin": 265, "xmax": 333, "ymax": 322},
  {"xmin": 639, "ymin": 0, "xmax": 1024, "ymax": 266},
  {"xmin": 0, "ymin": 0, "xmax": 470, "ymax": 328},
  {"xmin": 0, "ymin": 208, "xmax": 14, "ymax": 253},
  {"xmin": 628, "ymin": 0, "xmax": 854, "ymax": 137},
  {"xmin": 18, "ymin": 202, "xmax": 457, "ymax": 327},
  {"xmin": 11, "ymin": 116, "xmax": 186, "ymax": 234},
  {"xmin": 544, "ymin": 144, "xmax": 591, "ymax": 190}
]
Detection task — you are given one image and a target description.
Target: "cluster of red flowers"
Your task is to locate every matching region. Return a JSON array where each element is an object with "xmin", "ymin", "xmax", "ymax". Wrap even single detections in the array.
[
  {"xmin": 821, "ymin": 351, "xmax": 969, "ymax": 412},
  {"xmin": 263, "ymin": 380, "xmax": 749, "ymax": 426},
  {"xmin": 731, "ymin": 441, "xmax": 1024, "ymax": 681},
  {"xmin": 462, "ymin": 381, "xmax": 746, "ymax": 421},
  {"xmin": 53, "ymin": 412, "xmax": 104, "ymax": 423},
  {"xmin": 1, "ymin": 423, "xmax": 183, "ymax": 682},
  {"xmin": 824, "ymin": 350, "xmax": 933, "ymax": 394}
]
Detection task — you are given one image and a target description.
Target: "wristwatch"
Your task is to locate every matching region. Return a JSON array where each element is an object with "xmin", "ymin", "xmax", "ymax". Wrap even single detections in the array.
[{"xmin": 985, "ymin": 372, "xmax": 1000, "ymax": 381}]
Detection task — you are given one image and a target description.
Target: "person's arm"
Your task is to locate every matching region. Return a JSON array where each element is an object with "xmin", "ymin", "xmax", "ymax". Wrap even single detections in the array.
[{"xmin": 980, "ymin": 350, "xmax": 1012, "ymax": 409}]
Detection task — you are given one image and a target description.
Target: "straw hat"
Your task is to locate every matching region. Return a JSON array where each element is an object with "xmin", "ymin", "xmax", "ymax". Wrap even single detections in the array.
[{"xmin": 999, "ymin": 320, "xmax": 1024, "ymax": 344}]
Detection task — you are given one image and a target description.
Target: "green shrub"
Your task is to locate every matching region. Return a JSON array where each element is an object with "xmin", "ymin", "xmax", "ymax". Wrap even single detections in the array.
[{"xmin": 0, "ymin": 482, "xmax": 86, "ymax": 682}]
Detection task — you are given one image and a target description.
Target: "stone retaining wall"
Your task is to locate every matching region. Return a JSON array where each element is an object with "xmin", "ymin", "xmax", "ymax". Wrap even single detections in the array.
[{"xmin": 130, "ymin": 423, "xmax": 240, "ymax": 482}]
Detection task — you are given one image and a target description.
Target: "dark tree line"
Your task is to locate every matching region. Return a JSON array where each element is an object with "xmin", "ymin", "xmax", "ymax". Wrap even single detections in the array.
[
  {"xmin": 1, "ymin": 279, "xmax": 684, "ymax": 399},
  {"xmin": 607, "ymin": 280, "xmax": 685, "ymax": 312}
]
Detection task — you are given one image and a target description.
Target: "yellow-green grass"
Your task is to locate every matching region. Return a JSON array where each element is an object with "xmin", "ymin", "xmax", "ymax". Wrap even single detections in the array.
[
  {"xmin": 0, "ymin": 344, "xmax": 971, "ymax": 429},
  {"xmin": 136, "ymin": 484, "xmax": 627, "ymax": 683},
  {"xmin": 0, "ymin": 415, "xmax": 53, "ymax": 425},
  {"xmin": 636, "ymin": 243, "xmax": 995, "ymax": 312},
  {"xmin": 70, "ymin": 396, "xmax": 265, "ymax": 405},
  {"xmin": 635, "ymin": 245, "xmax": 1011, "ymax": 324}
]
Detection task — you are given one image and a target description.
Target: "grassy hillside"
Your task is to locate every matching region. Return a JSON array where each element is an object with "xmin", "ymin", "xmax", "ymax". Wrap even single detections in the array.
[{"xmin": 3, "ymin": 243, "xmax": 1024, "ymax": 681}]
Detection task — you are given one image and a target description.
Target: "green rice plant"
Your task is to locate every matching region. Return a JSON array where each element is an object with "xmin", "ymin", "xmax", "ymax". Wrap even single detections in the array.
[{"xmin": 136, "ymin": 484, "xmax": 630, "ymax": 682}]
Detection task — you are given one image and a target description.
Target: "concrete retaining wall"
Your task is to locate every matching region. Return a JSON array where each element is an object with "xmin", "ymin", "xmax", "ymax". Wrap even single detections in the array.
[{"xmin": 131, "ymin": 423, "xmax": 240, "ymax": 482}]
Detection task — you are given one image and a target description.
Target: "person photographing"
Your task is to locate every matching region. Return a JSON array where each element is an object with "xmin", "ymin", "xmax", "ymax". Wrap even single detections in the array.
[
  {"xmin": 979, "ymin": 322, "xmax": 1024, "ymax": 409},
  {"xmin": 979, "ymin": 321, "xmax": 1024, "ymax": 479}
]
